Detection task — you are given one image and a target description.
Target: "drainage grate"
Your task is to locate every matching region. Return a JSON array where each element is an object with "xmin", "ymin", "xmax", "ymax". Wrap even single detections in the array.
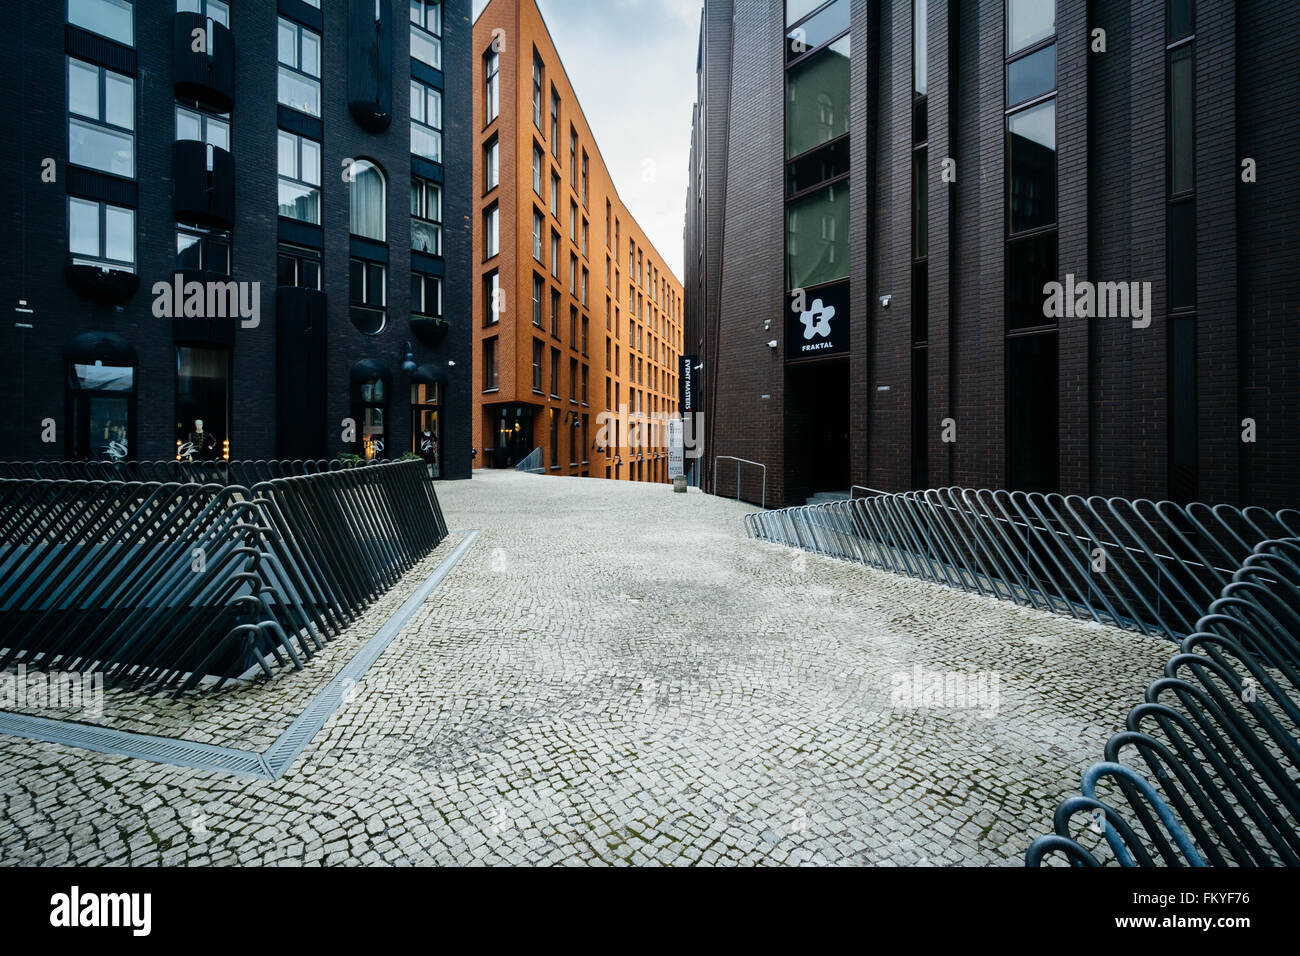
[
  {"xmin": 0, "ymin": 710, "xmax": 272, "ymax": 779},
  {"xmin": 0, "ymin": 531, "xmax": 479, "ymax": 781}
]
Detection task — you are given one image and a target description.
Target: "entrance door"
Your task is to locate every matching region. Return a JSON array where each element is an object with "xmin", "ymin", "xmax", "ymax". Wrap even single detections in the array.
[{"xmin": 788, "ymin": 361, "xmax": 850, "ymax": 497}]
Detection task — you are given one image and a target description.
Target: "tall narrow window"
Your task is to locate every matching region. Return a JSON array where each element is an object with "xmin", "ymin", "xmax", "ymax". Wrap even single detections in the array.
[
  {"xmin": 411, "ymin": 79, "xmax": 443, "ymax": 161},
  {"xmin": 68, "ymin": 58, "xmax": 135, "ymax": 178},
  {"xmin": 349, "ymin": 258, "xmax": 387, "ymax": 335},
  {"xmin": 485, "ymin": 136, "xmax": 500, "ymax": 191},
  {"xmin": 411, "ymin": 178, "xmax": 442, "ymax": 255},
  {"xmin": 412, "ymin": 272, "xmax": 442, "ymax": 317},
  {"xmin": 278, "ymin": 131, "xmax": 321, "ymax": 223},
  {"xmin": 1004, "ymin": 0, "xmax": 1058, "ymax": 492},
  {"xmin": 410, "ymin": 0, "xmax": 442, "ymax": 69},
  {"xmin": 348, "ymin": 160, "xmax": 386, "ymax": 241},
  {"xmin": 277, "ymin": 18, "xmax": 321, "ymax": 116},
  {"xmin": 484, "ymin": 204, "xmax": 499, "ymax": 259},
  {"xmin": 532, "ymin": 52, "xmax": 544, "ymax": 128},
  {"xmin": 532, "ymin": 143, "xmax": 543, "ymax": 195},
  {"xmin": 483, "ymin": 337, "xmax": 499, "ymax": 391},
  {"xmin": 484, "ymin": 270, "xmax": 500, "ymax": 324},
  {"xmin": 1167, "ymin": 0, "xmax": 1197, "ymax": 502},
  {"xmin": 550, "ymin": 90, "xmax": 560, "ymax": 156},
  {"xmin": 532, "ymin": 210, "xmax": 544, "ymax": 262},
  {"xmin": 532, "ymin": 339, "xmax": 544, "ymax": 391},
  {"xmin": 484, "ymin": 47, "xmax": 499, "ymax": 123},
  {"xmin": 532, "ymin": 274, "xmax": 544, "ymax": 327}
]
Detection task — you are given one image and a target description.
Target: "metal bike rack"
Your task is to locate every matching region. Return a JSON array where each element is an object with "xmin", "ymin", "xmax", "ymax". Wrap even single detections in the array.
[
  {"xmin": 1026, "ymin": 537, "xmax": 1300, "ymax": 867},
  {"xmin": 746, "ymin": 487, "xmax": 1300, "ymax": 642},
  {"xmin": 0, "ymin": 459, "xmax": 449, "ymax": 696},
  {"xmin": 714, "ymin": 456, "xmax": 766, "ymax": 510}
]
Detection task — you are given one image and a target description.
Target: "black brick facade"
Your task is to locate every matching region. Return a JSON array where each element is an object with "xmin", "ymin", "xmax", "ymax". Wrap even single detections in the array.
[
  {"xmin": 685, "ymin": 0, "xmax": 1298, "ymax": 511},
  {"xmin": 0, "ymin": 0, "xmax": 473, "ymax": 478}
]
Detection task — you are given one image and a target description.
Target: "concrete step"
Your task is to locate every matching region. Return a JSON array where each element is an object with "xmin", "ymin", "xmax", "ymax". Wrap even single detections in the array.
[{"xmin": 805, "ymin": 491, "xmax": 851, "ymax": 506}]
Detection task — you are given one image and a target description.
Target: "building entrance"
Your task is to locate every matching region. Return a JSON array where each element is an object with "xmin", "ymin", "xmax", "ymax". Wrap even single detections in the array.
[{"xmin": 787, "ymin": 361, "xmax": 850, "ymax": 498}]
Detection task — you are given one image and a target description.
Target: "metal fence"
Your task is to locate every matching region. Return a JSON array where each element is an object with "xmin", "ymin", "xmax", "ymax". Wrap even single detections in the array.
[
  {"xmin": 745, "ymin": 488, "xmax": 1300, "ymax": 642},
  {"xmin": 1026, "ymin": 537, "xmax": 1300, "ymax": 867},
  {"xmin": 0, "ymin": 460, "xmax": 448, "ymax": 696}
]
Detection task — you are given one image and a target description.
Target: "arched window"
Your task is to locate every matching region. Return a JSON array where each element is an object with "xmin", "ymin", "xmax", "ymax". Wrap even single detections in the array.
[{"xmin": 348, "ymin": 159, "xmax": 386, "ymax": 241}]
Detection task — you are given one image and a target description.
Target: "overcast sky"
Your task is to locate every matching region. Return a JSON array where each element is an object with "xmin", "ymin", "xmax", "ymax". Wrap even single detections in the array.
[{"xmin": 473, "ymin": 0, "xmax": 701, "ymax": 280}]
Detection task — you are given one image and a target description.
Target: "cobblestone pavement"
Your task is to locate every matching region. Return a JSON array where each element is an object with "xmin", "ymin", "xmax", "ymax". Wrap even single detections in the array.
[{"xmin": 0, "ymin": 470, "xmax": 1172, "ymax": 866}]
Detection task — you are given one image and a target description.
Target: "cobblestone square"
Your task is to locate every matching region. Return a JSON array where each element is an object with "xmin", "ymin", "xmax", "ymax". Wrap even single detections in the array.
[{"xmin": 0, "ymin": 471, "xmax": 1172, "ymax": 866}]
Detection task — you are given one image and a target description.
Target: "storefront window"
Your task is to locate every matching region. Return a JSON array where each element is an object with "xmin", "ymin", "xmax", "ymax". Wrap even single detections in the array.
[
  {"xmin": 175, "ymin": 346, "xmax": 230, "ymax": 460},
  {"xmin": 411, "ymin": 382, "xmax": 441, "ymax": 477},
  {"xmin": 356, "ymin": 377, "xmax": 386, "ymax": 460},
  {"xmin": 67, "ymin": 362, "xmax": 134, "ymax": 461}
]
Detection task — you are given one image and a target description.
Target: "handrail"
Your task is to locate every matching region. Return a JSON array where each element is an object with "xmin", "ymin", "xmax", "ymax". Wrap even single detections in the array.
[
  {"xmin": 514, "ymin": 447, "xmax": 545, "ymax": 474},
  {"xmin": 713, "ymin": 456, "xmax": 766, "ymax": 510},
  {"xmin": 851, "ymin": 485, "xmax": 890, "ymax": 499}
]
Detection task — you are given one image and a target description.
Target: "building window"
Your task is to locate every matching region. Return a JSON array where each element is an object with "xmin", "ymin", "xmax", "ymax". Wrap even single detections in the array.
[
  {"xmin": 532, "ymin": 273, "xmax": 545, "ymax": 326},
  {"xmin": 550, "ymin": 348, "xmax": 560, "ymax": 397},
  {"xmin": 485, "ymin": 136, "xmax": 500, "ymax": 191},
  {"xmin": 533, "ymin": 210, "xmax": 545, "ymax": 262},
  {"xmin": 177, "ymin": 227, "xmax": 230, "ymax": 275},
  {"xmin": 411, "ymin": 177, "xmax": 442, "ymax": 255},
  {"xmin": 410, "ymin": 0, "xmax": 442, "ymax": 70},
  {"xmin": 1169, "ymin": 45, "xmax": 1195, "ymax": 198},
  {"xmin": 411, "ymin": 381, "xmax": 441, "ymax": 475},
  {"xmin": 1006, "ymin": 0, "xmax": 1055, "ymax": 56},
  {"xmin": 581, "ymin": 267, "xmax": 588, "ymax": 307},
  {"xmin": 569, "ymin": 127, "xmax": 578, "ymax": 186},
  {"xmin": 550, "ymin": 231, "xmax": 560, "ymax": 277},
  {"xmin": 352, "ymin": 376, "xmax": 386, "ymax": 460},
  {"xmin": 277, "ymin": 130, "xmax": 321, "ymax": 223},
  {"xmin": 411, "ymin": 78, "xmax": 443, "ymax": 161},
  {"xmin": 582, "ymin": 220, "xmax": 589, "ymax": 258},
  {"xmin": 484, "ymin": 270, "xmax": 500, "ymax": 325},
  {"xmin": 484, "ymin": 204, "xmax": 499, "ymax": 259},
  {"xmin": 550, "ymin": 173, "xmax": 560, "ymax": 217},
  {"xmin": 549, "ymin": 408, "xmax": 559, "ymax": 468},
  {"xmin": 550, "ymin": 90, "xmax": 560, "ymax": 155},
  {"xmin": 570, "ymin": 358, "xmax": 578, "ymax": 403},
  {"xmin": 532, "ymin": 51, "xmax": 544, "ymax": 128},
  {"xmin": 532, "ymin": 143, "xmax": 544, "ymax": 195},
  {"xmin": 175, "ymin": 105, "xmax": 229, "ymax": 157},
  {"xmin": 484, "ymin": 47, "xmax": 499, "ymax": 123},
  {"xmin": 69, "ymin": 0, "xmax": 134, "ymax": 46},
  {"xmin": 581, "ymin": 151, "xmax": 589, "ymax": 206},
  {"xmin": 349, "ymin": 258, "xmax": 387, "ymax": 335},
  {"xmin": 550, "ymin": 289, "xmax": 560, "ymax": 338},
  {"xmin": 277, "ymin": 17, "xmax": 321, "ymax": 117},
  {"xmin": 569, "ymin": 255, "xmax": 577, "ymax": 295},
  {"xmin": 68, "ymin": 197, "xmax": 134, "ymax": 272},
  {"xmin": 348, "ymin": 160, "xmax": 386, "ymax": 241},
  {"xmin": 68, "ymin": 58, "xmax": 135, "ymax": 178},
  {"xmin": 532, "ymin": 339, "xmax": 544, "ymax": 392},
  {"xmin": 785, "ymin": 33, "xmax": 850, "ymax": 160},
  {"xmin": 786, "ymin": 182, "xmax": 849, "ymax": 289},
  {"xmin": 66, "ymin": 355, "xmax": 135, "ymax": 461},
  {"xmin": 570, "ymin": 306, "xmax": 578, "ymax": 348},
  {"xmin": 581, "ymin": 316, "xmax": 589, "ymax": 356},
  {"xmin": 412, "ymin": 272, "xmax": 442, "ymax": 317},
  {"xmin": 276, "ymin": 243, "xmax": 321, "ymax": 289},
  {"xmin": 483, "ymin": 337, "xmax": 499, "ymax": 391},
  {"xmin": 175, "ymin": 346, "xmax": 231, "ymax": 462},
  {"xmin": 581, "ymin": 364, "xmax": 589, "ymax": 404}
]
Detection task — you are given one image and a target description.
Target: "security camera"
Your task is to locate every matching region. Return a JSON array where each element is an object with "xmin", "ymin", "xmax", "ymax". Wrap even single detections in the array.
[
  {"xmin": 767, "ymin": 340, "xmax": 778, "ymax": 349},
  {"xmin": 880, "ymin": 294, "xmax": 892, "ymax": 308}
]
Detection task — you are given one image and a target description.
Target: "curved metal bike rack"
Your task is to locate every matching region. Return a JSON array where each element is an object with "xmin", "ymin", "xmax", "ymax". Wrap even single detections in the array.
[{"xmin": 0, "ymin": 459, "xmax": 449, "ymax": 696}]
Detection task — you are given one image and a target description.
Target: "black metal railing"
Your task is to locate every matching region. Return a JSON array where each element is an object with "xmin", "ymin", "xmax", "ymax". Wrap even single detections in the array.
[
  {"xmin": 745, "ymin": 489, "xmax": 1300, "ymax": 641},
  {"xmin": 0, "ymin": 460, "xmax": 448, "ymax": 696},
  {"xmin": 1026, "ymin": 537, "xmax": 1300, "ymax": 867}
]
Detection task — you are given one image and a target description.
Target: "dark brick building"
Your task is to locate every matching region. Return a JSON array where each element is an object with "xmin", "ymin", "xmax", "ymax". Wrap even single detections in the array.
[
  {"xmin": 0, "ymin": 0, "xmax": 473, "ymax": 478},
  {"xmin": 684, "ymin": 0, "xmax": 1298, "ymax": 510}
]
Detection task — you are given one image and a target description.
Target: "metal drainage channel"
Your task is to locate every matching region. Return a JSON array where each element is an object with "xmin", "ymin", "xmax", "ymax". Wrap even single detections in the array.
[{"xmin": 0, "ymin": 531, "xmax": 481, "ymax": 781}]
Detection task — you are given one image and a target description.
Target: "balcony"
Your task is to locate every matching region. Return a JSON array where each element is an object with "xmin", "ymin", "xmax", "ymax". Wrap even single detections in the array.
[
  {"xmin": 172, "ymin": 12, "xmax": 234, "ymax": 113},
  {"xmin": 64, "ymin": 262, "xmax": 139, "ymax": 304},
  {"xmin": 173, "ymin": 140, "xmax": 234, "ymax": 230},
  {"xmin": 411, "ymin": 314, "xmax": 448, "ymax": 347},
  {"xmin": 347, "ymin": 0, "xmax": 392, "ymax": 132}
]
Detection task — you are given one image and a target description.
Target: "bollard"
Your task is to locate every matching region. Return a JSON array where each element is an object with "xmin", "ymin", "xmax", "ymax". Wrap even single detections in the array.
[{"xmin": 673, "ymin": 475, "xmax": 687, "ymax": 494}]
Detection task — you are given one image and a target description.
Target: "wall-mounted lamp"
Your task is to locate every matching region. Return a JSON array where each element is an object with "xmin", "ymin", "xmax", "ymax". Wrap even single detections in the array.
[
  {"xmin": 401, "ymin": 341, "xmax": 418, "ymax": 374},
  {"xmin": 880, "ymin": 294, "xmax": 892, "ymax": 308},
  {"xmin": 766, "ymin": 340, "xmax": 778, "ymax": 350}
]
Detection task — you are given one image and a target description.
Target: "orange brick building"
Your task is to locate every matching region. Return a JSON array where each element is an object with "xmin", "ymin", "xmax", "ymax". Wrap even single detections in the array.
[{"xmin": 472, "ymin": 0, "xmax": 683, "ymax": 483}]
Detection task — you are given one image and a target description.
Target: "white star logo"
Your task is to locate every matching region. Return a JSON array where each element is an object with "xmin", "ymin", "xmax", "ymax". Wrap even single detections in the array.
[{"xmin": 799, "ymin": 299, "xmax": 835, "ymax": 340}]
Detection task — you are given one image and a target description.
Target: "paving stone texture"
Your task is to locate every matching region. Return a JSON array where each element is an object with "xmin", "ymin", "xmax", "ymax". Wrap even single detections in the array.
[{"xmin": 0, "ymin": 470, "xmax": 1172, "ymax": 866}]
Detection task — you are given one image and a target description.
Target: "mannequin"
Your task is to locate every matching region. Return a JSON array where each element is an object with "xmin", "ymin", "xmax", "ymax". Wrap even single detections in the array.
[{"xmin": 187, "ymin": 419, "xmax": 217, "ymax": 460}]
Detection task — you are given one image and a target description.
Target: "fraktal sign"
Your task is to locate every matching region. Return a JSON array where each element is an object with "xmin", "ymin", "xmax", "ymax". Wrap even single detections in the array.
[{"xmin": 786, "ymin": 282, "xmax": 849, "ymax": 360}]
